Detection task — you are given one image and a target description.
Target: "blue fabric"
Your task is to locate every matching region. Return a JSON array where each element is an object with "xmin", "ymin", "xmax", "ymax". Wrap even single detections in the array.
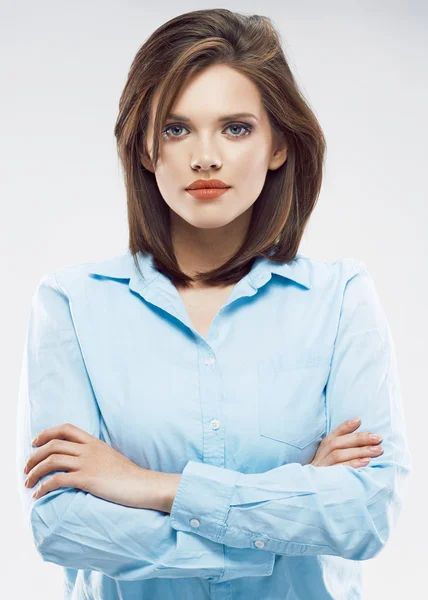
[{"xmin": 16, "ymin": 249, "xmax": 412, "ymax": 599}]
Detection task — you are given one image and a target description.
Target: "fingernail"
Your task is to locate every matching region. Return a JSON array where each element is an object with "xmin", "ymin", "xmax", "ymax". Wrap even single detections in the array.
[
  {"xmin": 369, "ymin": 434, "xmax": 382, "ymax": 441},
  {"xmin": 359, "ymin": 458, "xmax": 371, "ymax": 464},
  {"xmin": 348, "ymin": 418, "xmax": 360, "ymax": 425}
]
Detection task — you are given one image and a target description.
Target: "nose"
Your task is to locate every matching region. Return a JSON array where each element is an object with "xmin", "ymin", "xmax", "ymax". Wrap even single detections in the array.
[{"xmin": 191, "ymin": 157, "xmax": 222, "ymax": 171}]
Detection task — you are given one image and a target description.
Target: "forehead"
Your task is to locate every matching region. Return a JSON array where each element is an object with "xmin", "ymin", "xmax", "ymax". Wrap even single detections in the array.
[{"xmin": 149, "ymin": 65, "xmax": 263, "ymax": 122}]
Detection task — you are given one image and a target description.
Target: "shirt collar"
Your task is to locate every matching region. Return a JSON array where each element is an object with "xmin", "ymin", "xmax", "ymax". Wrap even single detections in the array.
[{"xmin": 88, "ymin": 249, "xmax": 311, "ymax": 290}]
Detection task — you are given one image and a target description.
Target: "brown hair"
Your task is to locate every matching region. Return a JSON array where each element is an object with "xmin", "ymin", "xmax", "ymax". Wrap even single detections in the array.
[{"xmin": 114, "ymin": 8, "xmax": 326, "ymax": 288}]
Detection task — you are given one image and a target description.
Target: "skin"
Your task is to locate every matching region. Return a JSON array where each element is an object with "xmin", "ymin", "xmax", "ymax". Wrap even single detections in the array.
[
  {"xmin": 310, "ymin": 419, "xmax": 384, "ymax": 468},
  {"xmin": 23, "ymin": 424, "xmax": 178, "ymax": 512},
  {"xmin": 23, "ymin": 65, "xmax": 383, "ymax": 512}
]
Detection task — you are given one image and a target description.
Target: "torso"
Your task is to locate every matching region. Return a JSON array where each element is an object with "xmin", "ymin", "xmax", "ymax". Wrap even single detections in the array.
[{"xmin": 176, "ymin": 283, "xmax": 236, "ymax": 339}]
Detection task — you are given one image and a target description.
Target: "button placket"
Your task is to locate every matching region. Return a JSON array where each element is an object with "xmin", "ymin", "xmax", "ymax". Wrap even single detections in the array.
[{"xmin": 197, "ymin": 343, "xmax": 225, "ymax": 545}]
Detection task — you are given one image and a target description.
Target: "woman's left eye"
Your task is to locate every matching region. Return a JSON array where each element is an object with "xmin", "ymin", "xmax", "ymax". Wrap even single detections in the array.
[
  {"xmin": 162, "ymin": 123, "xmax": 252, "ymax": 139},
  {"xmin": 224, "ymin": 123, "xmax": 252, "ymax": 137}
]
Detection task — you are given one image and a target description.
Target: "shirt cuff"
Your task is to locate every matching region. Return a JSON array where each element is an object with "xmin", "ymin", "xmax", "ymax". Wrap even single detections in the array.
[
  {"xmin": 169, "ymin": 460, "xmax": 240, "ymax": 544},
  {"xmin": 169, "ymin": 460, "xmax": 276, "ymax": 581}
]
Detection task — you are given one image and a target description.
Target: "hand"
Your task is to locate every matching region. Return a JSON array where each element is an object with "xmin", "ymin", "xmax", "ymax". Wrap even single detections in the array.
[
  {"xmin": 23, "ymin": 423, "xmax": 172, "ymax": 510},
  {"xmin": 311, "ymin": 419, "xmax": 384, "ymax": 468}
]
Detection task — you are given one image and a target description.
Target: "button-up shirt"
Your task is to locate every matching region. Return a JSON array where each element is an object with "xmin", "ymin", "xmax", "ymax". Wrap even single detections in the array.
[{"xmin": 16, "ymin": 249, "xmax": 412, "ymax": 599}]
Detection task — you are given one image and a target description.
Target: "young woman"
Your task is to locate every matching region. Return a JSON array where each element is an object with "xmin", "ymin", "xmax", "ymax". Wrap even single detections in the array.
[{"xmin": 17, "ymin": 8, "xmax": 412, "ymax": 600}]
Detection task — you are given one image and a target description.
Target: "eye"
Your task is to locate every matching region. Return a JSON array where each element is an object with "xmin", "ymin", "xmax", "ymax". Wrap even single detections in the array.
[
  {"xmin": 224, "ymin": 123, "xmax": 252, "ymax": 137},
  {"xmin": 162, "ymin": 122, "xmax": 253, "ymax": 140},
  {"xmin": 162, "ymin": 124, "xmax": 189, "ymax": 139}
]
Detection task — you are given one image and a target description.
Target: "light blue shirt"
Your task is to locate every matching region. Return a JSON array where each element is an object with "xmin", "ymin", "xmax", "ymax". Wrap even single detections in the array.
[{"xmin": 16, "ymin": 250, "xmax": 412, "ymax": 599}]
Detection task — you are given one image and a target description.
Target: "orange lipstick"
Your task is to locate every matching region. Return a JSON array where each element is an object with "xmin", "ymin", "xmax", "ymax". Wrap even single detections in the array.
[
  {"xmin": 185, "ymin": 178, "xmax": 231, "ymax": 200},
  {"xmin": 186, "ymin": 188, "xmax": 230, "ymax": 200}
]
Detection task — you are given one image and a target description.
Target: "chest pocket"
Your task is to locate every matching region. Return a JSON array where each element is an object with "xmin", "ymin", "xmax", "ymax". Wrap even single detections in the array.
[{"xmin": 257, "ymin": 345, "xmax": 333, "ymax": 449}]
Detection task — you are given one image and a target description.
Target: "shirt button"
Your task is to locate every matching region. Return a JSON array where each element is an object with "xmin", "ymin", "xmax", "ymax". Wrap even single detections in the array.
[
  {"xmin": 205, "ymin": 357, "xmax": 215, "ymax": 366},
  {"xmin": 254, "ymin": 540, "xmax": 265, "ymax": 548},
  {"xmin": 210, "ymin": 419, "xmax": 220, "ymax": 430},
  {"xmin": 189, "ymin": 518, "xmax": 200, "ymax": 528}
]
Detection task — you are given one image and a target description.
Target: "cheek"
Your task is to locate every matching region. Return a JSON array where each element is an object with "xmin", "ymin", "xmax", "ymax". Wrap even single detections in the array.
[
  {"xmin": 230, "ymin": 143, "xmax": 269, "ymax": 175},
  {"xmin": 154, "ymin": 159, "xmax": 183, "ymax": 197},
  {"xmin": 231, "ymin": 147, "xmax": 270, "ymax": 198}
]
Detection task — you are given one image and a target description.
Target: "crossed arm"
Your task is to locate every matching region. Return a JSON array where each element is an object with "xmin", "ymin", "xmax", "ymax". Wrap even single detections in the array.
[{"xmin": 17, "ymin": 267, "xmax": 412, "ymax": 580}]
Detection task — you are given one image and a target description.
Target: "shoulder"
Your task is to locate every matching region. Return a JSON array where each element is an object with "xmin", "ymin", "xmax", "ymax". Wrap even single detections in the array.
[
  {"xmin": 37, "ymin": 251, "xmax": 131, "ymax": 296},
  {"xmin": 295, "ymin": 253, "xmax": 369, "ymax": 289}
]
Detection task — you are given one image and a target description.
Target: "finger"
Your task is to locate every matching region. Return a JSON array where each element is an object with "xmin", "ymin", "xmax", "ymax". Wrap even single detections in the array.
[
  {"xmin": 319, "ymin": 419, "xmax": 362, "ymax": 458},
  {"xmin": 337, "ymin": 418, "xmax": 361, "ymax": 433},
  {"xmin": 326, "ymin": 445, "xmax": 384, "ymax": 466},
  {"xmin": 330, "ymin": 431, "xmax": 383, "ymax": 451},
  {"xmin": 24, "ymin": 439, "xmax": 82, "ymax": 474},
  {"xmin": 25, "ymin": 455, "xmax": 79, "ymax": 491},
  {"xmin": 32, "ymin": 423, "xmax": 94, "ymax": 447},
  {"xmin": 339, "ymin": 458, "xmax": 372, "ymax": 468},
  {"xmin": 323, "ymin": 419, "xmax": 361, "ymax": 445},
  {"xmin": 32, "ymin": 471, "xmax": 80, "ymax": 500}
]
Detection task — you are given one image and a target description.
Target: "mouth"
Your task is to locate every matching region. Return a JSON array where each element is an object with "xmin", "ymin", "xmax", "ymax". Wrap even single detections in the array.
[
  {"xmin": 185, "ymin": 179, "xmax": 231, "ymax": 191},
  {"xmin": 185, "ymin": 187, "xmax": 231, "ymax": 200},
  {"xmin": 187, "ymin": 186, "xmax": 230, "ymax": 190}
]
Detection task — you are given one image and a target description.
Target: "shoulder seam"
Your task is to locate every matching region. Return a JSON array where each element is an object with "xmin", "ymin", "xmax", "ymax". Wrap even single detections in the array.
[{"xmin": 51, "ymin": 271, "xmax": 70, "ymax": 299}]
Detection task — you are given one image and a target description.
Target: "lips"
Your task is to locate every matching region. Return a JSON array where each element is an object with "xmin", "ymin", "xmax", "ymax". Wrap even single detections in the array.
[{"xmin": 186, "ymin": 179, "xmax": 230, "ymax": 190}]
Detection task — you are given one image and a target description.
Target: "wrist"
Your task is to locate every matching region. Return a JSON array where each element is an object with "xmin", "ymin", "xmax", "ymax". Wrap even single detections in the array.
[{"xmin": 149, "ymin": 471, "xmax": 182, "ymax": 513}]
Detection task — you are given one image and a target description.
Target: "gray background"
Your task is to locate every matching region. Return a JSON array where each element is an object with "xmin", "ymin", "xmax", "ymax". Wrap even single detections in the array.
[{"xmin": 3, "ymin": 1, "xmax": 426, "ymax": 598}]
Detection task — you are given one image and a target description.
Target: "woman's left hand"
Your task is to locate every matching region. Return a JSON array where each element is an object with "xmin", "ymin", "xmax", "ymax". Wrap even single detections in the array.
[{"xmin": 23, "ymin": 423, "xmax": 172, "ymax": 511}]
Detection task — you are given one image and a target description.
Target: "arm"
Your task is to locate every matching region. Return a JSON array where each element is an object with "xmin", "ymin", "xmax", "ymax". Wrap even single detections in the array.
[
  {"xmin": 169, "ymin": 260, "xmax": 413, "ymax": 560},
  {"xmin": 16, "ymin": 272, "xmax": 275, "ymax": 581}
]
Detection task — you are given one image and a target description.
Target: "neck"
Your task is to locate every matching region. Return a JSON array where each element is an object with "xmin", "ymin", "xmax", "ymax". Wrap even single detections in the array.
[{"xmin": 170, "ymin": 207, "xmax": 252, "ymax": 280}]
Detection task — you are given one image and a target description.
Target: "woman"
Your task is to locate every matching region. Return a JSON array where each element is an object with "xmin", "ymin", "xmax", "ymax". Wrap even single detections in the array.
[{"xmin": 17, "ymin": 8, "xmax": 411, "ymax": 600}]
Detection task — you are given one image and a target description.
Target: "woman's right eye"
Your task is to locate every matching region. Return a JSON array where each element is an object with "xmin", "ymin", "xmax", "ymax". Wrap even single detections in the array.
[{"xmin": 162, "ymin": 124, "xmax": 188, "ymax": 139}]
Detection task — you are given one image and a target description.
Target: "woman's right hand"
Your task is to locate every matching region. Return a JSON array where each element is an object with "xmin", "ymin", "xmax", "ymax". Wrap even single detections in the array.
[{"xmin": 311, "ymin": 419, "xmax": 384, "ymax": 468}]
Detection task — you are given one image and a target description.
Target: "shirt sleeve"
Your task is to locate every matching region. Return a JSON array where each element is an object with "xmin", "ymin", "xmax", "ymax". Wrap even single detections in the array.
[
  {"xmin": 16, "ymin": 272, "xmax": 275, "ymax": 582},
  {"xmin": 169, "ymin": 260, "xmax": 413, "ymax": 560}
]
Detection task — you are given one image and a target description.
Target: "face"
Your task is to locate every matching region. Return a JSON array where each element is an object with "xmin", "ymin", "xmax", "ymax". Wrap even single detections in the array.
[{"xmin": 142, "ymin": 64, "xmax": 287, "ymax": 232}]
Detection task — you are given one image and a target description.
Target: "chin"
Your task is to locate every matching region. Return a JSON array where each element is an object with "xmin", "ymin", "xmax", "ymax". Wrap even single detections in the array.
[
  {"xmin": 187, "ymin": 217, "xmax": 237, "ymax": 229},
  {"xmin": 170, "ymin": 207, "xmax": 238, "ymax": 229}
]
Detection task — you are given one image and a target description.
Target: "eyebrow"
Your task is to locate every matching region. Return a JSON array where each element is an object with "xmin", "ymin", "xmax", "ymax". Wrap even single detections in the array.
[{"xmin": 165, "ymin": 112, "xmax": 259, "ymax": 123}]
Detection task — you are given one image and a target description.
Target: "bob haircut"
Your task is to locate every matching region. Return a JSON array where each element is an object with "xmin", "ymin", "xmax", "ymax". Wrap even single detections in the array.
[{"xmin": 114, "ymin": 8, "xmax": 326, "ymax": 288}]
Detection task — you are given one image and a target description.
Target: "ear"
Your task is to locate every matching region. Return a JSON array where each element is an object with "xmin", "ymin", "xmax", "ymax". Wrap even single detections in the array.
[
  {"xmin": 140, "ymin": 148, "xmax": 155, "ymax": 173},
  {"xmin": 268, "ymin": 130, "xmax": 288, "ymax": 171}
]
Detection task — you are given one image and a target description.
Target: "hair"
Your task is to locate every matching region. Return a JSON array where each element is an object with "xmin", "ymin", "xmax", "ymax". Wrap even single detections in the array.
[{"xmin": 114, "ymin": 8, "xmax": 326, "ymax": 288}]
